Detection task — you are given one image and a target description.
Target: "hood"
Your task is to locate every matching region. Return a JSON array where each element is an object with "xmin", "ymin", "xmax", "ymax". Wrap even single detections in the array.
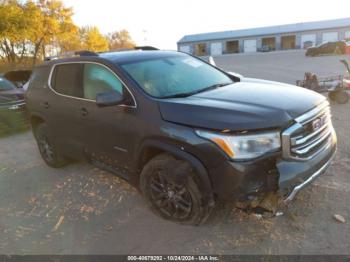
[{"xmin": 158, "ymin": 78, "xmax": 326, "ymax": 131}]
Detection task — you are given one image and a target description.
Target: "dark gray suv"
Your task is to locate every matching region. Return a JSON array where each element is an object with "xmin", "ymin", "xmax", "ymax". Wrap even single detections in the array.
[{"xmin": 25, "ymin": 49, "xmax": 337, "ymax": 225}]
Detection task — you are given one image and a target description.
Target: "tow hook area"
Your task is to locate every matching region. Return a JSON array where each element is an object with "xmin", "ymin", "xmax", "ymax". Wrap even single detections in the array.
[{"xmin": 235, "ymin": 191, "xmax": 285, "ymax": 218}]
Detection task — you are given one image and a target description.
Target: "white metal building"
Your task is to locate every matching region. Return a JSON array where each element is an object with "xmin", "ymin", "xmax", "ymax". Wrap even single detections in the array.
[{"xmin": 177, "ymin": 17, "xmax": 350, "ymax": 56}]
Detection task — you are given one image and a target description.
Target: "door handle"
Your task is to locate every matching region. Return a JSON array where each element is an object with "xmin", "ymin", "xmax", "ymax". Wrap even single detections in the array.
[
  {"xmin": 80, "ymin": 107, "xmax": 88, "ymax": 116},
  {"xmin": 43, "ymin": 102, "xmax": 50, "ymax": 109}
]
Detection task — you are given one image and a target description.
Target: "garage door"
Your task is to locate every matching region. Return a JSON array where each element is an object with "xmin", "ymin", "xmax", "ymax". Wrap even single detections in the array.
[
  {"xmin": 301, "ymin": 34, "xmax": 316, "ymax": 48},
  {"xmin": 179, "ymin": 45, "xmax": 190, "ymax": 53},
  {"xmin": 322, "ymin": 32, "xmax": 338, "ymax": 43},
  {"xmin": 345, "ymin": 31, "xmax": 350, "ymax": 39},
  {"xmin": 244, "ymin": 39, "xmax": 257, "ymax": 53},
  {"xmin": 210, "ymin": 42, "xmax": 222, "ymax": 56}
]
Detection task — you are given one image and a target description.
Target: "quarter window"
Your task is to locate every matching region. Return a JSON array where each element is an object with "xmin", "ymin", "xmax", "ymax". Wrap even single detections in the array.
[
  {"xmin": 83, "ymin": 63, "xmax": 123, "ymax": 100},
  {"xmin": 51, "ymin": 64, "xmax": 83, "ymax": 97}
]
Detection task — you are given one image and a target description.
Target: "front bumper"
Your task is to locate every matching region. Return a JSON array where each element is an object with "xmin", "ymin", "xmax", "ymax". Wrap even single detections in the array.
[
  {"xmin": 283, "ymin": 151, "xmax": 335, "ymax": 202},
  {"xmin": 277, "ymin": 128, "xmax": 336, "ymax": 200},
  {"xmin": 207, "ymin": 130, "xmax": 337, "ymax": 201}
]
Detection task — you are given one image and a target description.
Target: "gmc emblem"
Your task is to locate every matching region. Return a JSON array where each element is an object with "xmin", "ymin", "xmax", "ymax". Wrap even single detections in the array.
[{"xmin": 312, "ymin": 115, "xmax": 327, "ymax": 131}]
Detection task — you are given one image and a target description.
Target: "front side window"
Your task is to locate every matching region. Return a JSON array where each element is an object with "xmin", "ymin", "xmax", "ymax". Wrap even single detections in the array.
[
  {"xmin": 51, "ymin": 64, "xmax": 83, "ymax": 98},
  {"xmin": 120, "ymin": 55, "xmax": 233, "ymax": 98},
  {"xmin": 83, "ymin": 63, "xmax": 123, "ymax": 100}
]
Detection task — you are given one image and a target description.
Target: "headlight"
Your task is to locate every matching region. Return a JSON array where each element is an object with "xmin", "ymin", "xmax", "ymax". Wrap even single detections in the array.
[{"xmin": 195, "ymin": 130, "xmax": 281, "ymax": 160}]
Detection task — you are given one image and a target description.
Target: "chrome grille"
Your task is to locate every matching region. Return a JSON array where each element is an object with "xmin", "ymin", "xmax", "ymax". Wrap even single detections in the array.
[{"xmin": 282, "ymin": 101, "xmax": 334, "ymax": 160}]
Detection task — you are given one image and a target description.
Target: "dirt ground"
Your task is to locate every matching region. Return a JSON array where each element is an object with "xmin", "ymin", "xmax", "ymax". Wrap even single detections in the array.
[{"xmin": 0, "ymin": 51, "xmax": 349, "ymax": 255}]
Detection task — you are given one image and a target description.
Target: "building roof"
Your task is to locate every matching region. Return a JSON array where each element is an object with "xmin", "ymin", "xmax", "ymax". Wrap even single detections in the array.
[{"xmin": 178, "ymin": 17, "xmax": 350, "ymax": 44}]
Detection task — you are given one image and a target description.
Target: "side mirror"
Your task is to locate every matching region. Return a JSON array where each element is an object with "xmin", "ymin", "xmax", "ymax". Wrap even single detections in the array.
[
  {"xmin": 227, "ymin": 71, "xmax": 244, "ymax": 81},
  {"xmin": 96, "ymin": 91, "xmax": 124, "ymax": 107},
  {"xmin": 208, "ymin": 56, "xmax": 216, "ymax": 66}
]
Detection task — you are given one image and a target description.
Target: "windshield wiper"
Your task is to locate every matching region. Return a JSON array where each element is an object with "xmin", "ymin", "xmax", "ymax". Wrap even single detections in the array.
[{"xmin": 161, "ymin": 82, "xmax": 232, "ymax": 99}]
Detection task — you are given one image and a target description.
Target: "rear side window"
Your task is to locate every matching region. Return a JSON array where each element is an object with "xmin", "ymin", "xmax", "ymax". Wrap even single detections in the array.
[
  {"xmin": 51, "ymin": 64, "xmax": 83, "ymax": 98},
  {"xmin": 28, "ymin": 67, "xmax": 50, "ymax": 89}
]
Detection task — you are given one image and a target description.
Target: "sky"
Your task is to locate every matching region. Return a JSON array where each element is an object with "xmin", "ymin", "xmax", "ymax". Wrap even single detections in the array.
[{"xmin": 62, "ymin": 0, "xmax": 350, "ymax": 50}]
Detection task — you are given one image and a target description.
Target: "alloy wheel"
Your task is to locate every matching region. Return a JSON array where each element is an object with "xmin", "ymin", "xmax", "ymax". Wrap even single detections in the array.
[
  {"xmin": 149, "ymin": 169, "xmax": 193, "ymax": 219},
  {"xmin": 38, "ymin": 136, "xmax": 54, "ymax": 163}
]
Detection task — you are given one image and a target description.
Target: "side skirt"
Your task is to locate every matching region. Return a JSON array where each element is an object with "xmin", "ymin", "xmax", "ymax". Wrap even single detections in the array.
[{"xmin": 90, "ymin": 158, "xmax": 130, "ymax": 181}]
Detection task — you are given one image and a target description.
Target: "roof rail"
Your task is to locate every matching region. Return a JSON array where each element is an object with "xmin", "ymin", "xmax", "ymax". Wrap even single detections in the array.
[
  {"xmin": 105, "ymin": 46, "xmax": 159, "ymax": 52},
  {"xmin": 134, "ymin": 46, "xmax": 159, "ymax": 50},
  {"xmin": 44, "ymin": 50, "xmax": 99, "ymax": 61}
]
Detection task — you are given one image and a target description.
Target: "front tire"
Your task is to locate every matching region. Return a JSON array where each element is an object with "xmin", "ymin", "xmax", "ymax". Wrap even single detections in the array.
[
  {"xmin": 140, "ymin": 154, "xmax": 212, "ymax": 225},
  {"xmin": 34, "ymin": 123, "xmax": 68, "ymax": 168}
]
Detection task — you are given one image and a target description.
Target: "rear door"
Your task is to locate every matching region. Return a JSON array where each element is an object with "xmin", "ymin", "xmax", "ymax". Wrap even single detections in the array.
[{"xmin": 47, "ymin": 63, "xmax": 86, "ymax": 158}]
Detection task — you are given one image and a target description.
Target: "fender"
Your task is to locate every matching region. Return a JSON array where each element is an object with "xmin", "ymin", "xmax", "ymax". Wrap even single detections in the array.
[{"xmin": 136, "ymin": 139, "xmax": 215, "ymax": 204}]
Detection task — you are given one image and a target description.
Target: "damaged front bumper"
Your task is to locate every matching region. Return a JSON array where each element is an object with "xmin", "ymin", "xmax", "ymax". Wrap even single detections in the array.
[
  {"xmin": 277, "ymin": 132, "xmax": 337, "ymax": 202},
  {"xmin": 208, "ymin": 130, "xmax": 336, "ymax": 202},
  {"xmin": 283, "ymin": 152, "xmax": 335, "ymax": 202}
]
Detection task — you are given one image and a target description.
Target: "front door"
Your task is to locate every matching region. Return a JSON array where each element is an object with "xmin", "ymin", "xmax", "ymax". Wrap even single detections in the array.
[{"xmin": 77, "ymin": 62, "xmax": 137, "ymax": 178}]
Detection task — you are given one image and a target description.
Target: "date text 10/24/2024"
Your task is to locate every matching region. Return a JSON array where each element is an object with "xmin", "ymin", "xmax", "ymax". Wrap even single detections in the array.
[{"xmin": 127, "ymin": 256, "xmax": 220, "ymax": 261}]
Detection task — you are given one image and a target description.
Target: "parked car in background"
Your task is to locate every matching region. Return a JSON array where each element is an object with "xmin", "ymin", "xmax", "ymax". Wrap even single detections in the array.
[
  {"xmin": 0, "ymin": 77, "xmax": 27, "ymax": 134},
  {"xmin": 259, "ymin": 45, "xmax": 273, "ymax": 52},
  {"xmin": 306, "ymin": 41, "xmax": 347, "ymax": 56},
  {"xmin": 303, "ymin": 41, "xmax": 314, "ymax": 49}
]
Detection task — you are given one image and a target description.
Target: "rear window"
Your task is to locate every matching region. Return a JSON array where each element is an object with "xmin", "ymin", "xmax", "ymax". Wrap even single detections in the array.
[
  {"xmin": 28, "ymin": 67, "xmax": 50, "ymax": 89},
  {"xmin": 51, "ymin": 64, "xmax": 83, "ymax": 98}
]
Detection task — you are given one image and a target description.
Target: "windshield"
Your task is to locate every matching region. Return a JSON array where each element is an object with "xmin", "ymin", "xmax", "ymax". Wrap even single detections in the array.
[
  {"xmin": 0, "ymin": 77, "xmax": 16, "ymax": 91},
  {"xmin": 120, "ymin": 55, "xmax": 233, "ymax": 98}
]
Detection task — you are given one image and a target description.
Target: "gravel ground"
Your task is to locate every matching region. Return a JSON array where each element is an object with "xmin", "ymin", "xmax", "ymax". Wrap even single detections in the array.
[{"xmin": 0, "ymin": 51, "xmax": 349, "ymax": 255}]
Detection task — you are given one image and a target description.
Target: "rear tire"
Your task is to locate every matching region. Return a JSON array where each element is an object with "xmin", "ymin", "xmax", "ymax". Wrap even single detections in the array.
[
  {"xmin": 34, "ymin": 123, "xmax": 68, "ymax": 168},
  {"xmin": 140, "ymin": 153, "xmax": 213, "ymax": 225}
]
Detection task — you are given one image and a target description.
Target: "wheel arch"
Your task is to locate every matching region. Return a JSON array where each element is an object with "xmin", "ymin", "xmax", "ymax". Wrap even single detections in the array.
[
  {"xmin": 30, "ymin": 113, "xmax": 46, "ymax": 133},
  {"xmin": 135, "ymin": 139, "xmax": 214, "ymax": 204}
]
